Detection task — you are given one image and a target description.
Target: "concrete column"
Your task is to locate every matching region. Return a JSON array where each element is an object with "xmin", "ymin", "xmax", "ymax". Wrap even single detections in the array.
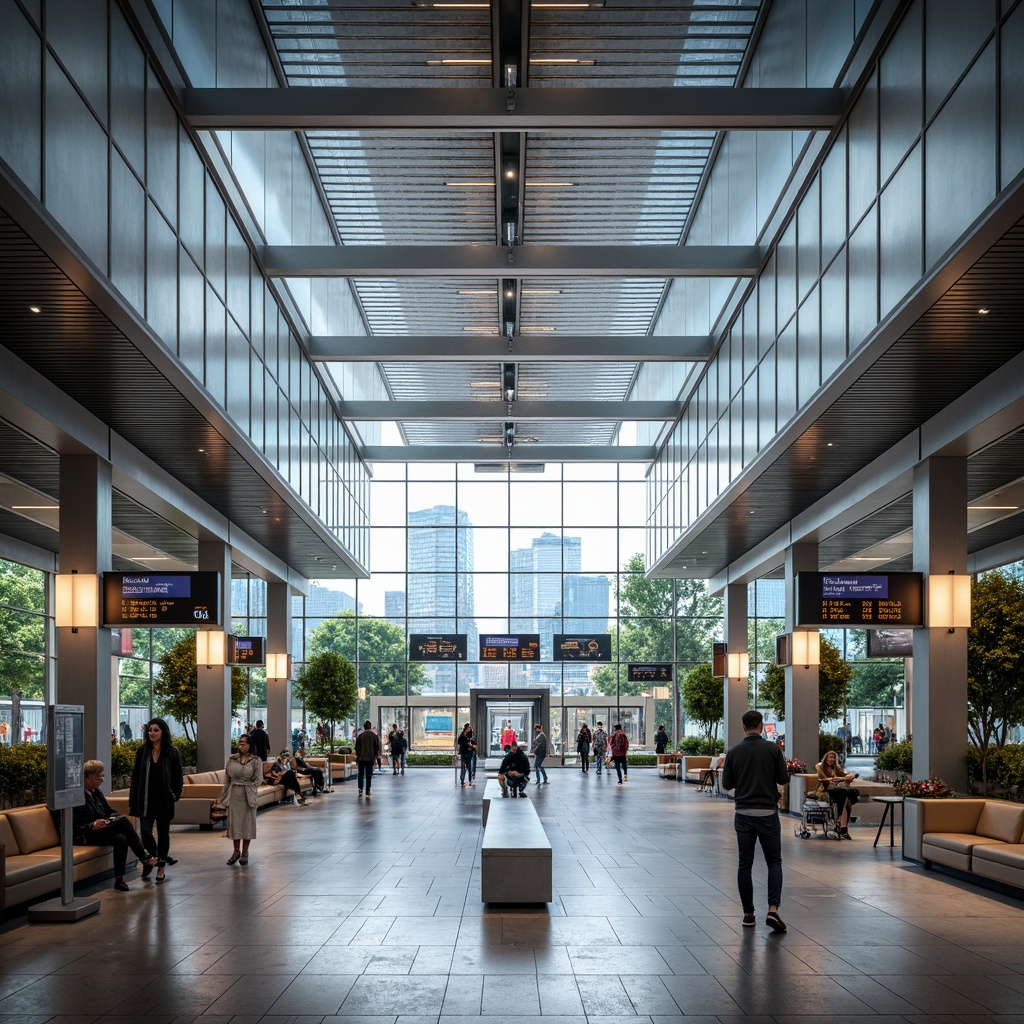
[
  {"xmin": 723, "ymin": 583, "xmax": 749, "ymax": 748},
  {"xmin": 266, "ymin": 582, "xmax": 292, "ymax": 757},
  {"xmin": 197, "ymin": 537, "xmax": 232, "ymax": 772},
  {"xmin": 57, "ymin": 455, "xmax": 113, "ymax": 768},
  {"xmin": 785, "ymin": 542, "xmax": 819, "ymax": 770},
  {"xmin": 912, "ymin": 457, "xmax": 968, "ymax": 788}
]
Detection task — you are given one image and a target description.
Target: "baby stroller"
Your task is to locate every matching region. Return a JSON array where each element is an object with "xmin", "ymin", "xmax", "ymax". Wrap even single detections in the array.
[{"xmin": 796, "ymin": 796, "xmax": 840, "ymax": 840}]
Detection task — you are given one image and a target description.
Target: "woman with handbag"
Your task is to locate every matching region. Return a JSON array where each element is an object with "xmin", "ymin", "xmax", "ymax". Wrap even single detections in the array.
[
  {"xmin": 576, "ymin": 724, "xmax": 592, "ymax": 773},
  {"xmin": 128, "ymin": 717, "xmax": 183, "ymax": 883},
  {"xmin": 217, "ymin": 733, "xmax": 263, "ymax": 864}
]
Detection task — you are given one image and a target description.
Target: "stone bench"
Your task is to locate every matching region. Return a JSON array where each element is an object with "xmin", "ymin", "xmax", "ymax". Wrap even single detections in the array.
[
  {"xmin": 481, "ymin": 778, "xmax": 504, "ymax": 826},
  {"xmin": 481, "ymin": 796, "xmax": 552, "ymax": 904}
]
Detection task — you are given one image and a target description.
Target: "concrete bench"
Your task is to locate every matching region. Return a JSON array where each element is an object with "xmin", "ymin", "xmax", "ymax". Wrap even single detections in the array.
[
  {"xmin": 481, "ymin": 796, "xmax": 552, "ymax": 904},
  {"xmin": 482, "ymin": 779, "xmax": 504, "ymax": 826}
]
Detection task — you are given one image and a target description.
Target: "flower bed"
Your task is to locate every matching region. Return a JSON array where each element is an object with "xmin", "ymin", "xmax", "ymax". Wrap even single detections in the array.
[{"xmin": 892, "ymin": 774, "xmax": 955, "ymax": 798}]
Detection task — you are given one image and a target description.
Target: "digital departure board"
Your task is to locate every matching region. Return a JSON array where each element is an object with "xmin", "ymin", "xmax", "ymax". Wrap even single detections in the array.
[
  {"xmin": 103, "ymin": 572, "xmax": 222, "ymax": 627},
  {"xmin": 410, "ymin": 634, "xmax": 467, "ymax": 661},
  {"xmin": 796, "ymin": 572, "xmax": 923, "ymax": 628},
  {"xmin": 553, "ymin": 634, "xmax": 612, "ymax": 661},
  {"xmin": 228, "ymin": 636, "xmax": 265, "ymax": 666},
  {"xmin": 627, "ymin": 663, "xmax": 673, "ymax": 683},
  {"xmin": 479, "ymin": 634, "xmax": 540, "ymax": 661}
]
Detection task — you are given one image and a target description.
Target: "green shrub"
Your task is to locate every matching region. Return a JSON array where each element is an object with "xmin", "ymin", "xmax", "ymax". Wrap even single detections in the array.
[
  {"xmin": 110, "ymin": 740, "xmax": 142, "ymax": 777},
  {"xmin": 405, "ymin": 753, "xmax": 455, "ymax": 766},
  {"xmin": 0, "ymin": 744, "xmax": 48, "ymax": 806},
  {"xmin": 678, "ymin": 736, "xmax": 725, "ymax": 756},
  {"xmin": 965, "ymin": 744, "xmax": 1024, "ymax": 795},
  {"xmin": 819, "ymin": 732, "xmax": 845, "ymax": 760},
  {"xmin": 172, "ymin": 735, "xmax": 198, "ymax": 767},
  {"xmin": 876, "ymin": 738, "xmax": 913, "ymax": 774},
  {"xmin": 626, "ymin": 753, "xmax": 657, "ymax": 766}
]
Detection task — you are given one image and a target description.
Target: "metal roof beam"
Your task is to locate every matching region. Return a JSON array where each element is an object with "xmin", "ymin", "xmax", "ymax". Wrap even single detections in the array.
[
  {"xmin": 339, "ymin": 400, "xmax": 680, "ymax": 421},
  {"xmin": 264, "ymin": 244, "xmax": 759, "ymax": 278},
  {"xmin": 309, "ymin": 335, "xmax": 713, "ymax": 362},
  {"xmin": 361, "ymin": 445, "xmax": 656, "ymax": 463},
  {"xmin": 184, "ymin": 86, "xmax": 844, "ymax": 131}
]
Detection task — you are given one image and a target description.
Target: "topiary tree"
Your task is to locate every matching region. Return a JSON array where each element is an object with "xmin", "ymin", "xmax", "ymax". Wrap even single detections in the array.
[
  {"xmin": 294, "ymin": 651, "xmax": 357, "ymax": 751},
  {"xmin": 152, "ymin": 633, "xmax": 248, "ymax": 741},
  {"xmin": 757, "ymin": 636, "xmax": 852, "ymax": 723},
  {"xmin": 680, "ymin": 663, "xmax": 724, "ymax": 746}
]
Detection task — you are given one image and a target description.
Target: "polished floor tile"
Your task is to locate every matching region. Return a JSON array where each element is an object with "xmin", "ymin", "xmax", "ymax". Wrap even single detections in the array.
[{"xmin": 3, "ymin": 768, "xmax": 1024, "ymax": 1022}]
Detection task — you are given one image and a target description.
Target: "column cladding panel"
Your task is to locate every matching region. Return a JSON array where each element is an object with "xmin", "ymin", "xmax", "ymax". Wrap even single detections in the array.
[
  {"xmin": 0, "ymin": 1, "xmax": 42, "ymax": 196},
  {"xmin": 879, "ymin": 143, "xmax": 923, "ymax": 317}
]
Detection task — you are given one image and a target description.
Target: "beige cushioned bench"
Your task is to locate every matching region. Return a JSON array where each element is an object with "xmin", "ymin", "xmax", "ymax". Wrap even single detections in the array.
[{"xmin": 915, "ymin": 799, "xmax": 1024, "ymax": 873}]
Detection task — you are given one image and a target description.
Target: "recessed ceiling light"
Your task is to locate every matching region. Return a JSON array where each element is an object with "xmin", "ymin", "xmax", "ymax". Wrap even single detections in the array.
[
  {"xmin": 530, "ymin": 58, "xmax": 596, "ymax": 65},
  {"xmin": 525, "ymin": 181, "xmax": 576, "ymax": 187},
  {"xmin": 519, "ymin": 325, "xmax": 557, "ymax": 332},
  {"xmin": 427, "ymin": 58, "xmax": 492, "ymax": 66},
  {"xmin": 826, "ymin": 442, "xmax": 834, "ymax": 447},
  {"xmin": 444, "ymin": 180, "xmax": 494, "ymax": 187},
  {"xmin": 978, "ymin": 307, "xmax": 991, "ymax": 314},
  {"xmin": 462, "ymin": 325, "xmax": 498, "ymax": 333},
  {"xmin": 504, "ymin": 289, "xmax": 515, "ymax": 299},
  {"xmin": 28, "ymin": 305, "xmax": 42, "ymax": 313}
]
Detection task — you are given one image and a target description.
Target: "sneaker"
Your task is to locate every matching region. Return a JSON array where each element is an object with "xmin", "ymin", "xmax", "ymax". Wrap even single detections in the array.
[
  {"xmin": 618, "ymin": 781, "xmax": 623, "ymax": 785},
  {"xmin": 542, "ymin": 778, "xmax": 548, "ymax": 784},
  {"xmin": 358, "ymin": 791, "xmax": 363, "ymax": 798},
  {"xmin": 765, "ymin": 911, "xmax": 786, "ymax": 933},
  {"xmin": 742, "ymin": 913, "xmax": 756, "ymax": 928}
]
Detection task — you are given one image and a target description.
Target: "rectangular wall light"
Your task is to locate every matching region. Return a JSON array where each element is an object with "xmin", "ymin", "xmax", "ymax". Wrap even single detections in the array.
[
  {"xmin": 791, "ymin": 630, "xmax": 821, "ymax": 667},
  {"xmin": 926, "ymin": 573, "xmax": 972, "ymax": 630},
  {"xmin": 266, "ymin": 653, "xmax": 290, "ymax": 680},
  {"xmin": 196, "ymin": 630, "xmax": 226, "ymax": 667},
  {"xmin": 726, "ymin": 652, "xmax": 749, "ymax": 679},
  {"xmin": 54, "ymin": 573, "xmax": 100, "ymax": 630}
]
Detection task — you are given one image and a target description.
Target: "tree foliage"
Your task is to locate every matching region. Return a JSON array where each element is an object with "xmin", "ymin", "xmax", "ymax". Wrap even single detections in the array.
[
  {"xmin": 756, "ymin": 636, "xmax": 852, "ymax": 723},
  {"xmin": 847, "ymin": 659, "xmax": 904, "ymax": 708},
  {"xmin": 152, "ymin": 633, "xmax": 248, "ymax": 740},
  {"xmin": 307, "ymin": 612, "xmax": 426, "ymax": 697},
  {"xmin": 0, "ymin": 560, "xmax": 46, "ymax": 699},
  {"xmin": 294, "ymin": 651, "xmax": 357, "ymax": 749},
  {"xmin": 680, "ymin": 663, "xmax": 724, "ymax": 744},
  {"xmin": 967, "ymin": 571, "xmax": 1024, "ymax": 785}
]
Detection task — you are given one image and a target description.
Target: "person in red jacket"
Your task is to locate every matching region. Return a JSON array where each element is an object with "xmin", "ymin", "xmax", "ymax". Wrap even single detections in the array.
[
  {"xmin": 499, "ymin": 721, "xmax": 518, "ymax": 753},
  {"xmin": 609, "ymin": 723, "xmax": 629, "ymax": 784}
]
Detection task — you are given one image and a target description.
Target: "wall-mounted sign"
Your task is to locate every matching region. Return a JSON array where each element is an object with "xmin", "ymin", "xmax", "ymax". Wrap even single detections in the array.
[
  {"xmin": 104, "ymin": 572, "xmax": 222, "ymax": 627},
  {"xmin": 796, "ymin": 572, "xmax": 923, "ymax": 628},
  {"xmin": 410, "ymin": 634, "xmax": 468, "ymax": 661},
  {"xmin": 866, "ymin": 628, "xmax": 914, "ymax": 658},
  {"xmin": 479, "ymin": 634, "xmax": 540, "ymax": 660},
  {"xmin": 228, "ymin": 636, "xmax": 265, "ymax": 666},
  {"xmin": 553, "ymin": 634, "xmax": 611, "ymax": 661},
  {"xmin": 627, "ymin": 663, "xmax": 673, "ymax": 683}
]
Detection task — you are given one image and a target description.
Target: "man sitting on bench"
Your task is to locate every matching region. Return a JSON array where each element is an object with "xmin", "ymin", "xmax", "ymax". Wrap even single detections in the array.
[{"xmin": 498, "ymin": 742, "xmax": 531, "ymax": 798}]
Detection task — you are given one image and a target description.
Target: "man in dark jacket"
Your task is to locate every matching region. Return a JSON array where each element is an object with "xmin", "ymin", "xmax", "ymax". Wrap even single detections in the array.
[
  {"xmin": 498, "ymin": 743, "xmax": 531, "ymax": 797},
  {"xmin": 654, "ymin": 725, "xmax": 670, "ymax": 754},
  {"xmin": 721, "ymin": 708, "xmax": 791, "ymax": 933},
  {"xmin": 354, "ymin": 720, "xmax": 381, "ymax": 798},
  {"xmin": 248, "ymin": 720, "xmax": 271, "ymax": 761}
]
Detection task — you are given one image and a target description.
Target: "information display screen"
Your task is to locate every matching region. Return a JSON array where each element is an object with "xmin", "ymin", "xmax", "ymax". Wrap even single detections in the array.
[
  {"xmin": 104, "ymin": 572, "xmax": 222, "ymax": 627},
  {"xmin": 795, "ymin": 572, "xmax": 923, "ymax": 628},
  {"xmin": 866, "ymin": 628, "xmax": 915, "ymax": 658},
  {"xmin": 410, "ymin": 634, "xmax": 468, "ymax": 661},
  {"xmin": 627, "ymin": 663, "xmax": 673, "ymax": 683},
  {"xmin": 553, "ymin": 634, "xmax": 612, "ymax": 661},
  {"xmin": 47, "ymin": 704, "xmax": 85, "ymax": 811},
  {"xmin": 228, "ymin": 636, "xmax": 265, "ymax": 666},
  {"xmin": 479, "ymin": 634, "xmax": 540, "ymax": 661}
]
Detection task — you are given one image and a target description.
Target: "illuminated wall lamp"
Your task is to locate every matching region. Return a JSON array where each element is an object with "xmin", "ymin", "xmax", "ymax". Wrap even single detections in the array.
[
  {"xmin": 196, "ymin": 630, "xmax": 226, "ymax": 667},
  {"xmin": 54, "ymin": 572, "xmax": 100, "ymax": 631},
  {"xmin": 266, "ymin": 653, "xmax": 290, "ymax": 680},
  {"xmin": 726, "ymin": 652, "xmax": 749, "ymax": 679},
  {"xmin": 791, "ymin": 630, "xmax": 821, "ymax": 667},
  {"xmin": 927, "ymin": 573, "xmax": 972, "ymax": 631}
]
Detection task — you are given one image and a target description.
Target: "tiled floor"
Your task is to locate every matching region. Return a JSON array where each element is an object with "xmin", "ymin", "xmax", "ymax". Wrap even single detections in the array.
[{"xmin": 2, "ymin": 768, "xmax": 1023, "ymax": 1023}]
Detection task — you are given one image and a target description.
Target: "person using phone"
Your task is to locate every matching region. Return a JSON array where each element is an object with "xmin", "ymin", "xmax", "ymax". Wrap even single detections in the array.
[{"xmin": 73, "ymin": 760, "xmax": 158, "ymax": 891}]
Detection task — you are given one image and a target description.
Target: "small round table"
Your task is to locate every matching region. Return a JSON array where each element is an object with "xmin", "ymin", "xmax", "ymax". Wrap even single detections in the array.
[{"xmin": 872, "ymin": 795, "xmax": 904, "ymax": 848}]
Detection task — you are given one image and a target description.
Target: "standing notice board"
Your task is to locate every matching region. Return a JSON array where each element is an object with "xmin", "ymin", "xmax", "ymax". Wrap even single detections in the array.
[{"xmin": 46, "ymin": 704, "xmax": 85, "ymax": 811}]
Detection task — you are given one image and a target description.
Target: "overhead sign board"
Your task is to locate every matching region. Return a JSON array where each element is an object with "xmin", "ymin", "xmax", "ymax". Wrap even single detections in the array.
[
  {"xmin": 228, "ymin": 635, "xmax": 265, "ymax": 666},
  {"xmin": 627, "ymin": 663, "xmax": 673, "ymax": 683},
  {"xmin": 410, "ymin": 634, "xmax": 468, "ymax": 661},
  {"xmin": 796, "ymin": 572, "xmax": 923, "ymax": 628},
  {"xmin": 479, "ymin": 634, "xmax": 540, "ymax": 661},
  {"xmin": 553, "ymin": 634, "xmax": 612, "ymax": 661},
  {"xmin": 104, "ymin": 572, "xmax": 222, "ymax": 627}
]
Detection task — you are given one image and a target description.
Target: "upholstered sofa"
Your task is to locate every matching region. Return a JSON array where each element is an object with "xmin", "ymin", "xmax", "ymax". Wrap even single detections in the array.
[
  {"xmin": 657, "ymin": 753, "xmax": 682, "ymax": 779},
  {"xmin": 682, "ymin": 755, "xmax": 725, "ymax": 785},
  {"xmin": 904, "ymin": 798, "xmax": 1024, "ymax": 890},
  {"xmin": 1, "ymin": 804, "xmax": 123, "ymax": 913},
  {"xmin": 305, "ymin": 753, "xmax": 356, "ymax": 782}
]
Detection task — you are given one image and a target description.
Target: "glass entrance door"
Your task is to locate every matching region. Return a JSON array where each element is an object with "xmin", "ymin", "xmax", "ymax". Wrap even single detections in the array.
[{"xmin": 486, "ymin": 702, "xmax": 534, "ymax": 758}]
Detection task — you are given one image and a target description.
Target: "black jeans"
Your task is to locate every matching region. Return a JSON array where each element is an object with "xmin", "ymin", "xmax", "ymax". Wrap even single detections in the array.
[
  {"xmin": 734, "ymin": 811, "xmax": 783, "ymax": 913},
  {"xmin": 138, "ymin": 814, "xmax": 171, "ymax": 865},
  {"xmin": 83, "ymin": 817, "xmax": 149, "ymax": 876},
  {"xmin": 612, "ymin": 755, "xmax": 628, "ymax": 782},
  {"xmin": 460, "ymin": 756, "xmax": 473, "ymax": 783},
  {"xmin": 357, "ymin": 760, "xmax": 374, "ymax": 792},
  {"xmin": 829, "ymin": 787, "xmax": 860, "ymax": 818}
]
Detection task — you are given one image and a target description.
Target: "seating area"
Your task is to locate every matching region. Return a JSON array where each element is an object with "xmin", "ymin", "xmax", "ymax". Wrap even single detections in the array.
[
  {"xmin": 0, "ymin": 804, "xmax": 124, "ymax": 914},
  {"xmin": 905, "ymin": 797, "xmax": 1024, "ymax": 891},
  {"xmin": 681, "ymin": 755, "xmax": 725, "ymax": 786},
  {"xmin": 480, "ymin": 791, "xmax": 552, "ymax": 905},
  {"xmin": 657, "ymin": 753, "xmax": 682, "ymax": 779}
]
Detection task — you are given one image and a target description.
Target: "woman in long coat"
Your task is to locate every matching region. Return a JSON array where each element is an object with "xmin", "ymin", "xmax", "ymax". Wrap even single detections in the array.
[
  {"xmin": 128, "ymin": 717, "xmax": 183, "ymax": 883},
  {"xmin": 217, "ymin": 733, "xmax": 263, "ymax": 864},
  {"xmin": 576, "ymin": 724, "xmax": 592, "ymax": 773}
]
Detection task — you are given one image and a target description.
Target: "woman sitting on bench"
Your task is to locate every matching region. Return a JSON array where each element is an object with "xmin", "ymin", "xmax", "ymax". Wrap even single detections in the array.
[{"xmin": 267, "ymin": 751, "xmax": 308, "ymax": 805}]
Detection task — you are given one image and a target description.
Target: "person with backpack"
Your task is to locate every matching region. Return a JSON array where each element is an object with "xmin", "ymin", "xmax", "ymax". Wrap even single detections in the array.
[
  {"xmin": 592, "ymin": 722, "xmax": 609, "ymax": 775},
  {"xmin": 609, "ymin": 723, "xmax": 630, "ymax": 784}
]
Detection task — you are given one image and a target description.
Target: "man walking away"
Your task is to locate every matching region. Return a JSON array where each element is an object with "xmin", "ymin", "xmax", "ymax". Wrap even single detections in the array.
[
  {"xmin": 248, "ymin": 720, "xmax": 271, "ymax": 761},
  {"xmin": 355, "ymin": 720, "xmax": 381, "ymax": 799},
  {"xmin": 531, "ymin": 724, "xmax": 549, "ymax": 784},
  {"xmin": 721, "ymin": 708, "xmax": 790, "ymax": 933},
  {"xmin": 592, "ymin": 722, "xmax": 608, "ymax": 775},
  {"xmin": 610, "ymin": 723, "xmax": 629, "ymax": 784},
  {"xmin": 654, "ymin": 724, "xmax": 670, "ymax": 754}
]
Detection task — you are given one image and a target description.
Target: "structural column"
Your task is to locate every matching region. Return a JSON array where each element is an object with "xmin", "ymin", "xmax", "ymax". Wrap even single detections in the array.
[
  {"xmin": 785, "ymin": 542, "xmax": 819, "ymax": 770},
  {"xmin": 197, "ymin": 535, "xmax": 232, "ymax": 772},
  {"xmin": 56, "ymin": 455, "xmax": 113, "ymax": 767},
  {"xmin": 912, "ymin": 457, "xmax": 968, "ymax": 788},
  {"xmin": 266, "ymin": 582, "xmax": 292, "ymax": 757},
  {"xmin": 723, "ymin": 583, "xmax": 749, "ymax": 749}
]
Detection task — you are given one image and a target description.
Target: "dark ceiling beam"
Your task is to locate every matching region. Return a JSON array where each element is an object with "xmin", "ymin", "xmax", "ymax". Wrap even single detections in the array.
[
  {"xmin": 263, "ymin": 244, "xmax": 760, "ymax": 278},
  {"xmin": 338, "ymin": 400, "xmax": 680, "ymax": 421},
  {"xmin": 361, "ymin": 445, "xmax": 657, "ymax": 463},
  {"xmin": 308, "ymin": 334, "xmax": 713, "ymax": 362},
  {"xmin": 184, "ymin": 86, "xmax": 844, "ymax": 131}
]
